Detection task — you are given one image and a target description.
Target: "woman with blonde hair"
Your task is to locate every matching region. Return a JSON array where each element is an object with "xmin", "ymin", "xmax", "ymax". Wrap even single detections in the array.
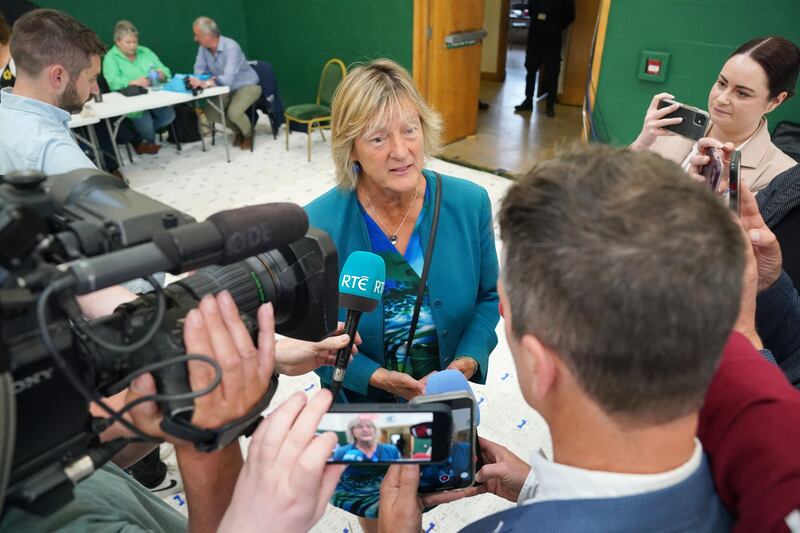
[
  {"xmin": 305, "ymin": 58, "xmax": 499, "ymax": 527},
  {"xmin": 102, "ymin": 20, "xmax": 175, "ymax": 152}
]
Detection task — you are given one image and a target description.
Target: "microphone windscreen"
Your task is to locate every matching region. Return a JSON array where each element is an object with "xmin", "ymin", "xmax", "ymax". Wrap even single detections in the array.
[
  {"xmin": 208, "ymin": 203, "xmax": 309, "ymax": 264},
  {"xmin": 425, "ymin": 369, "xmax": 480, "ymax": 425},
  {"xmin": 338, "ymin": 251, "xmax": 386, "ymax": 312}
]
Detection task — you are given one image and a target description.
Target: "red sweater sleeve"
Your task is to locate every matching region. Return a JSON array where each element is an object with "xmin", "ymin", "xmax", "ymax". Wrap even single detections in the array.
[{"xmin": 698, "ymin": 332, "xmax": 800, "ymax": 532}]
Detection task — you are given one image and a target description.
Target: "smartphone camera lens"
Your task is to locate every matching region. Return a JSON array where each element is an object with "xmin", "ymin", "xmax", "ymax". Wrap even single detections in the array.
[{"xmin": 695, "ymin": 115, "xmax": 707, "ymax": 126}]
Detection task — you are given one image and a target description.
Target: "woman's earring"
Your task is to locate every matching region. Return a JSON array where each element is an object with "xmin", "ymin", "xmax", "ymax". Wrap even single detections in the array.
[{"xmin": 351, "ymin": 161, "xmax": 361, "ymax": 175}]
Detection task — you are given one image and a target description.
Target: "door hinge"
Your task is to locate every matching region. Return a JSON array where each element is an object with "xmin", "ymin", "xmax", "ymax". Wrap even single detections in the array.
[{"xmin": 426, "ymin": 26, "xmax": 432, "ymax": 40}]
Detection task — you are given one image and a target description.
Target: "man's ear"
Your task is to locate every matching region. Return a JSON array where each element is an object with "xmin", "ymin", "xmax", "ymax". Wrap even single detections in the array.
[
  {"xmin": 519, "ymin": 334, "xmax": 558, "ymax": 402},
  {"xmin": 46, "ymin": 64, "xmax": 69, "ymax": 91}
]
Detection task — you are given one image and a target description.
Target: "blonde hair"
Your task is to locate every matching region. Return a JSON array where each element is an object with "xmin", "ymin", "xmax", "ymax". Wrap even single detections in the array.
[
  {"xmin": 330, "ymin": 58, "xmax": 443, "ymax": 190},
  {"xmin": 347, "ymin": 417, "xmax": 378, "ymax": 444}
]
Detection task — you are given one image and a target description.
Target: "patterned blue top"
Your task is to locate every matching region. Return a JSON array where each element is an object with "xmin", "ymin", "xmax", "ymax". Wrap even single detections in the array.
[{"xmin": 359, "ymin": 186, "xmax": 440, "ymax": 379}]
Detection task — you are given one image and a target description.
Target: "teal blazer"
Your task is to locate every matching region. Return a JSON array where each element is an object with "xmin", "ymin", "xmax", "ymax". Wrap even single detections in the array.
[{"xmin": 305, "ymin": 169, "xmax": 500, "ymax": 400}]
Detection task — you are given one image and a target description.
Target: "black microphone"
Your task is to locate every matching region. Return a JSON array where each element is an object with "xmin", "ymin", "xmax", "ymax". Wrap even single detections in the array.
[
  {"xmin": 64, "ymin": 203, "xmax": 308, "ymax": 294},
  {"xmin": 330, "ymin": 251, "xmax": 386, "ymax": 397}
]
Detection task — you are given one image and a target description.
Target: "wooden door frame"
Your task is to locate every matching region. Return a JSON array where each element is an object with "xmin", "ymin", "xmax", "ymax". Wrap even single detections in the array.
[
  {"xmin": 413, "ymin": 0, "xmax": 431, "ymax": 99},
  {"xmin": 481, "ymin": 0, "xmax": 510, "ymax": 82}
]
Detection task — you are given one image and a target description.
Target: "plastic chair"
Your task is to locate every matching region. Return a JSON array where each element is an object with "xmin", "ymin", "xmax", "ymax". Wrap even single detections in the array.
[{"xmin": 284, "ymin": 58, "xmax": 346, "ymax": 162}]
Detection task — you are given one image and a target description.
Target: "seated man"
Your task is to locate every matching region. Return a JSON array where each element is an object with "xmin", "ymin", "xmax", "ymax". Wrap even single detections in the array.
[
  {"xmin": 378, "ymin": 146, "xmax": 741, "ymax": 531},
  {"xmin": 190, "ymin": 16, "xmax": 260, "ymax": 151},
  {"xmin": 0, "ymin": 8, "xmax": 105, "ymax": 176}
]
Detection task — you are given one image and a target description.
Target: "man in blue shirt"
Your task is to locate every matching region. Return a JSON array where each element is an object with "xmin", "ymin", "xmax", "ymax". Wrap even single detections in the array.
[
  {"xmin": 0, "ymin": 9, "xmax": 104, "ymax": 176},
  {"xmin": 189, "ymin": 16, "xmax": 260, "ymax": 151}
]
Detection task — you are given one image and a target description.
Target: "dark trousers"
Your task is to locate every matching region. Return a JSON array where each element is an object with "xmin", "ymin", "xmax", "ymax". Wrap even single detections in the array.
[
  {"xmin": 524, "ymin": 43, "xmax": 561, "ymax": 106},
  {"xmin": 91, "ymin": 118, "xmax": 144, "ymax": 172}
]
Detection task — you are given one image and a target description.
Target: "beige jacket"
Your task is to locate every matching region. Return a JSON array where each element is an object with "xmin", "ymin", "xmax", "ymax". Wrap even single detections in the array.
[{"xmin": 651, "ymin": 118, "xmax": 795, "ymax": 192}]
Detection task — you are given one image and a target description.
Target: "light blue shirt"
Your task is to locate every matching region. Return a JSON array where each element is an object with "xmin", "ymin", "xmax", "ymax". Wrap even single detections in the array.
[
  {"xmin": 193, "ymin": 35, "xmax": 259, "ymax": 91},
  {"xmin": 0, "ymin": 88, "xmax": 95, "ymax": 176}
]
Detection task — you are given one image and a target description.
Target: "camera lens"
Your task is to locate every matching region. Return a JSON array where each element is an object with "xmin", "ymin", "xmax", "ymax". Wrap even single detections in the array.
[{"xmin": 695, "ymin": 115, "xmax": 707, "ymax": 126}]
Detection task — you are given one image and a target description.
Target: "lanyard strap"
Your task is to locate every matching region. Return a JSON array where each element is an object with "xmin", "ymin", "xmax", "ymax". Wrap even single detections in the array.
[{"xmin": 401, "ymin": 172, "xmax": 442, "ymax": 372}]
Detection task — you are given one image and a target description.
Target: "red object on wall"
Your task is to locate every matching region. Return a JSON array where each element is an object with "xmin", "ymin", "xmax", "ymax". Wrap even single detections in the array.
[{"xmin": 646, "ymin": 58, "xmax": 662, "ymax": 76}]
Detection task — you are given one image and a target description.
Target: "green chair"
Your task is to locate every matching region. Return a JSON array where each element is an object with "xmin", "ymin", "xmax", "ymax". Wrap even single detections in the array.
[{"xmin": 284, "ymin": 58, "xmax": 346, "ymax": 162}]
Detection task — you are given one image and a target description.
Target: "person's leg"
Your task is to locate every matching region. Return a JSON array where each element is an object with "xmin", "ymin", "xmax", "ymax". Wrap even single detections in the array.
[
  {"xmin": 517, "ymin": 46, "xmax": 543, "ymax": 111},
  {"xmin": 203, "ymin": 93, "xmax": 235, "ymax": 135},
  {"xmin": 126, "ymin": 447, "xmax": 167, "ymax": 488},
  {"xmin": 225, "ymin": 85, "xmax": 262, "ymax": 146},
  {"xmin": 542, "ymin": 44, "xmax": 562, "ymax": 116},
  {"xmin": 131, "ymin": 112, "xmax": 157, "ymax": 144},
  {"xmin": 151, "ymin": 106, "xmax": 176, "ymax": 133},
  {"xmin": 91, "ymin": 122, "xmax": 122, "ymax": 173},
  {"xmin": 116, "ymin": 118, "xmax": 144, "ymax": 147}
]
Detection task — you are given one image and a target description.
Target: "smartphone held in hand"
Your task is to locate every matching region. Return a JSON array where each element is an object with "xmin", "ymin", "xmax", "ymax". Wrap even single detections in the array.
[
  {"xmin": 319, "ymin": 403, "xmax": 452, "ymax": 465},
  {"xmin": 411, "ymin": 392, "xmax": 480, "ymax": 493},
  {"xmin": 657, "ymin": 98, "xmax": 709, "ymax": 141}
]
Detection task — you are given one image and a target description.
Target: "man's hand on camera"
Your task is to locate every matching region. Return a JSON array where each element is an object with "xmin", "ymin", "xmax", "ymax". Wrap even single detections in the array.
[
  {"xmin": 125, "ymin": 291, "xmax": 275, "ymax": 448},
  {"xmin": 218, "ymin": 390, "xmax": 346, "ymax": 533},
  {"xmin": 124, "ymin": 291, "xmax": 276, "ymax": 533},
  {"xmin": 378, "ymin": 464, "xmax": 423, "ymax": 533},
  {"xmin": 275, "ymin": 322, "xmax": 362, "ymax": 376}
]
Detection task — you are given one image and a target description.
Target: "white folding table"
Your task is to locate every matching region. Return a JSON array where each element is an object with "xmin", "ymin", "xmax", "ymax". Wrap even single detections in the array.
[{"xmin": 69, "ymin": 85, "xmax": 232, "ymax": 169}]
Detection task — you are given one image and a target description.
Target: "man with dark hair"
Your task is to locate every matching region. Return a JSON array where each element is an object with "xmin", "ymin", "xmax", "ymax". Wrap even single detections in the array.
[
  {"xmin": 377, "ymin": 146, "xmax": 741, "ymax": 531},
  {"xmin": 0, "ymin": 9, "xmax": 105, "ymax": 175}
]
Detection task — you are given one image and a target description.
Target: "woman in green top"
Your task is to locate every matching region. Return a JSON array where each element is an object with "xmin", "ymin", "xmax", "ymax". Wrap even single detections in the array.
[{"xmin": 102, "ymin": 20, "xmax": 175, "ymax": 148}]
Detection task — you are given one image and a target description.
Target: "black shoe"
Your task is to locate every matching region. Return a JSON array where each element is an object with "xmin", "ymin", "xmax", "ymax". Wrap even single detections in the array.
[
  {"xmin": 514, "ymin": 100, "xmax": 533, "ymax": 112},
  {"xmin": 546, "ymin": 103, "xmax": 555, "ymax": 117}
]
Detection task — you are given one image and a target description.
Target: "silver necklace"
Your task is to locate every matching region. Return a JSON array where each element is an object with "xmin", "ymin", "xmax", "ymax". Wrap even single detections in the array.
[{"xmin": 363, "ymin": 181, "xmax": 419, "ymax": 246}]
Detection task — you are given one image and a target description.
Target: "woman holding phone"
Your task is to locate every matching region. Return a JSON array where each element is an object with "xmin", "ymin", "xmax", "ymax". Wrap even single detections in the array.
[{"xmin": 630, "ymin": 36, "xmax": 800, "ymax": 192}]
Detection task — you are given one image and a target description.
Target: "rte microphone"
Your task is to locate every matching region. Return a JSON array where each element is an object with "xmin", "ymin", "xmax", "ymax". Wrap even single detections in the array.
[
  {"xmin": 64, "ymin": 203, "xmax": 309, "ymax": 294},
  {"xmin": 330, "ymin": 251, "xmax": 386, "ymax": 396},
  {"xmin": 425, "ymin": 369, "xmax": 481, "ymax": 425}
]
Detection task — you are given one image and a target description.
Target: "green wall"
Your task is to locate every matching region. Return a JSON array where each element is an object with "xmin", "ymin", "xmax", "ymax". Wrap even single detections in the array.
[
  {"xmin": 593, "ymin": 0, "xmax": 800, "ymax": 145},
  {"xmin": 35, "ymin": 1, "xmax": 415, "ymax": 107},
  {"xmin": 37, "ymin": 0, "xmax": 250, "ymax": 74},
  {"xmin": 242, "ymin": 0, "xmax": 414, "ymax": 107}
]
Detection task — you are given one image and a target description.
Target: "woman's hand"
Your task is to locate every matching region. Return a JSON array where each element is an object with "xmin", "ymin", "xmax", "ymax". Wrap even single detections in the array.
[
  {"xmin": 687, "ymin": 137, "xmax": 734, "ymax": 193},
  {"xmin": 447, "ymin": 357, "xmax": 478, "ymax": 380},
  {"xmin": 630, "ymin": 92, "xmax": 683, "ymax": 151},
  {"xmin": 129, "ymin": 76, "xmax": 149, "ymax": 88},
  {"xmin": 370, "ymin": 368, "xmax": 425, "ymax": 400}
]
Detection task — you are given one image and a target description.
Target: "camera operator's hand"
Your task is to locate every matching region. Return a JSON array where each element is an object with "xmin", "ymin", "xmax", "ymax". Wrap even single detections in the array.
[
  {"xmin": 126, "ymin": 291, "xmax": 276, "ymax": 533},
  {"xmin": 127, "ymin": 291, "xmax": 274, "ymax": 438},
  {"xmin": 370, "ymin": 368, "xmax": 426, "ymax": 400},
  {"xmin": 275, "ymin": 323, "xmax": 362, "ymax": 376},
  {"xmin": 218, "ymin": 390, "xmax": 346, "ymax": 533},
  {"xmin": 378, "ymin": 464, "xmax": 423, "ymax": 533},
  {"xmin": 629, "ymin": 93, "xmax": 682, "ymax": 152}
]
